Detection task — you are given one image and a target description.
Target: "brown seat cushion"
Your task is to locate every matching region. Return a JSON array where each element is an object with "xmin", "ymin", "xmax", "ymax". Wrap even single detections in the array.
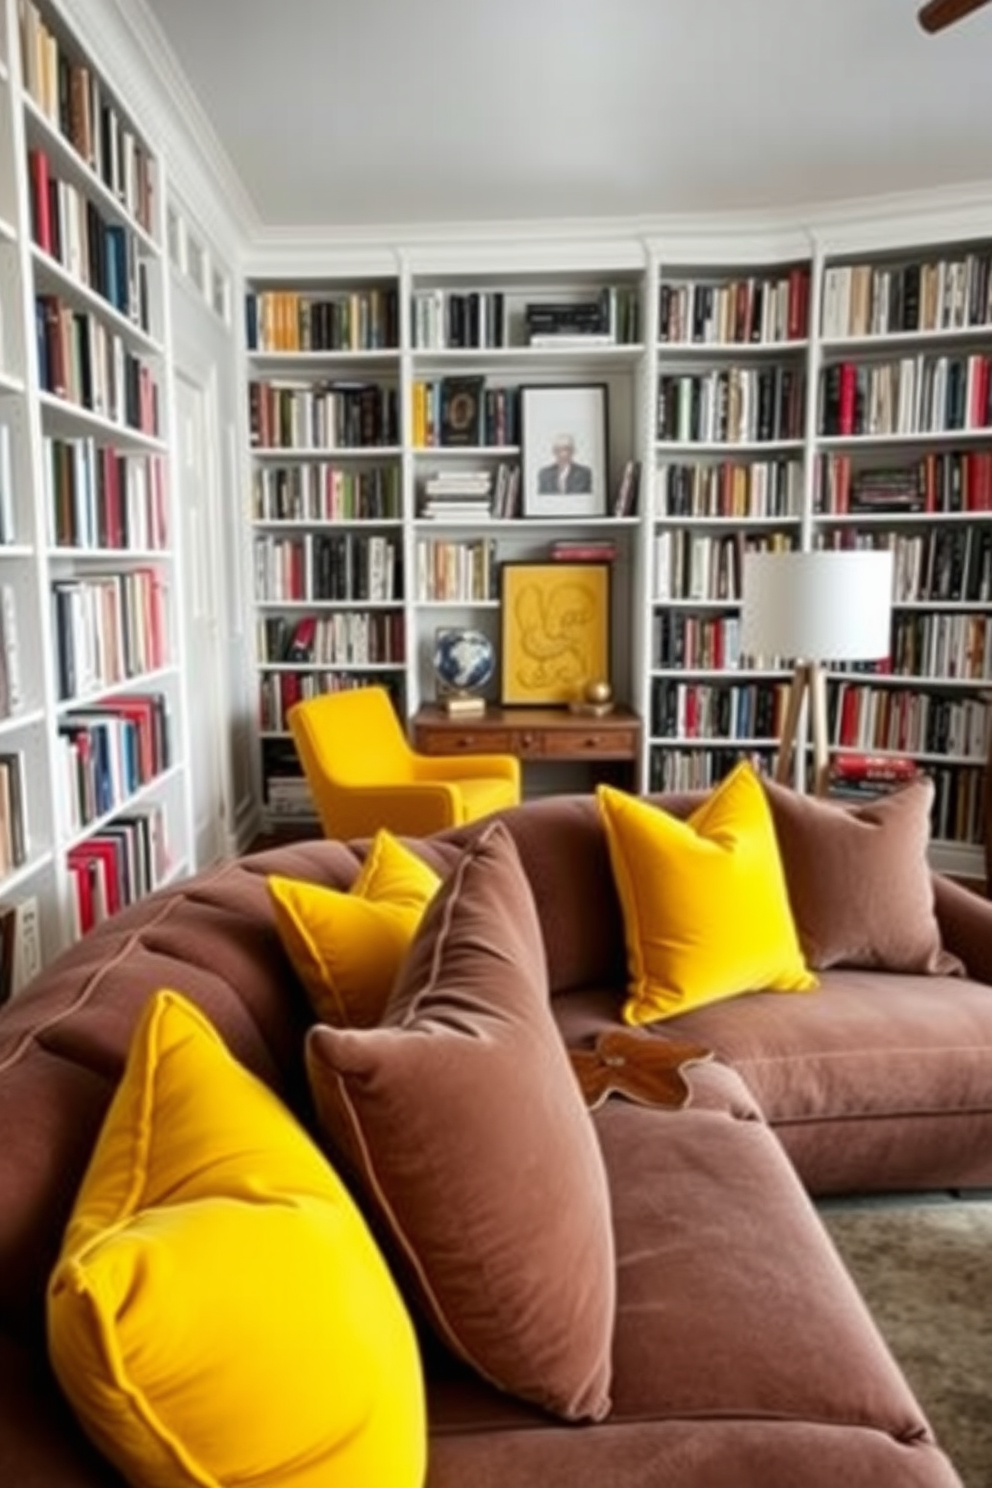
[{"xmin": 306, "ymin": 820, "xmax": 616, "ymax": 1422}]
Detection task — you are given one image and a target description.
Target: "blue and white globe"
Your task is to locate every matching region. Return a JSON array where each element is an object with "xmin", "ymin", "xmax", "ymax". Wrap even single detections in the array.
[{"xmin": 434, "ymin": 628, "xmax": 496, "ymax": 694}]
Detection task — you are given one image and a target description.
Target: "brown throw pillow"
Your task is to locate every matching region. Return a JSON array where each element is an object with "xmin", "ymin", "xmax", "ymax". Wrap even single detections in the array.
[
  {"xmin": 762, "ymin": 776, "xmax": 963, "ymax": 975},
  {"xmin": 305, "ymin": 820, "xmax": 615, "ymax": 1423}
]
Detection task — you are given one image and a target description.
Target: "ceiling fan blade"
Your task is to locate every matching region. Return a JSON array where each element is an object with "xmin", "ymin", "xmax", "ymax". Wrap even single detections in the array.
[{"xmin": 918, "ymin": 0, "xmax": 992, "ymax": 32}]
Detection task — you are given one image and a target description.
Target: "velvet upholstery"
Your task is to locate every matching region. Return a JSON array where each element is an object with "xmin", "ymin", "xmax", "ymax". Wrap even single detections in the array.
[{"xmin": 0, "ymin": 792, "xmax": 982, "ymax": 1488}]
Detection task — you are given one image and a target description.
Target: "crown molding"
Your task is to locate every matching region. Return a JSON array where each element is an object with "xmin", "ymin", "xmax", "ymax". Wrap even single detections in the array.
[
  {"xmin": 245, "ymin": 177, "xmax": 992, "ymax": 276},
  {"xmin": 63, "ymin": 0, "xmax": 258, "ymax": 265}
]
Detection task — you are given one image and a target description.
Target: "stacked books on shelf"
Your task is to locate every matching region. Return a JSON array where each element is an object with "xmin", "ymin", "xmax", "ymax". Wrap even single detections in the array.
[
  {"xmin": 659, "ymin": 268, "xmax": 810, "ymax": 344},
  {"xmin": 18, "ymin": 3, "xmax": 156, "ymax": 231},
  {"xmin": 253, "ymin": 532, "xmax": 400, "ymax": 603},
  {"xmin": 252, "ymin": 464, "xmax": 400, "ymax": 522},
  {"xmin": 821, "ymin": 256, "xmax": 992, "ymax": 338},
  {"xmin": 649, "ymin": 748, "xmax": 773, "ymax": 793},
  {"xmin": 44, "ymin": 439, "xmax": 167, "ymax": 549},
  {"xmin": 411, "ymin": 290, "xmax": 506, "ymax": 349},
  {"xmin": 419, "ymin": 464, "xmax": 521, "ymax": 521},
  {"xmin": 67, "ymin": 803, "xmax": 168, "ymax": 937},
  {"xmin": 816, "ymin": 451, "xmax": 992, "ymax": 514},
  {"xmin": 58, "ymin": 693, "xmax": 170, "ymax": 832},
  {"xmin": 258, "ymin": 610, "xmax": 404, "ymax": 668},
  {"xmin": 0, "ymin": 896, "xmax": 42, "ymax": 1008},
  {"xmin": 52, "ymin": 570, "xmax": 167, "ymax": 700},
  {"xmin": 0, "ymin": 585, "xmax": 23, "ymax": 720},
  {"xmin": 657, "ymin": 368, "xmax": 805, "ymax": 443},
  {"xmin": 415, "ymin": 538, "xmax": 496, "ymax": 602},
  {"xmin": 525, "ymin": 286, "xmax": 639, "ymax": 346},
  {"xmin": 549, "ymin": 538, "xmax": 617, "ymax": 564},
  {"xmin": 657, "ymin": 457, "xmax": 801, "ymax": 518},
  {"xmin": 35, "ymin": 295, "xmax": 159, "ymax": 432},
  {"xmin": 411, "ymin": 378, "xmax": 517, "ymax": 447},
  {"xmin": 829, "ymin": 682, "xmax": 987, "ymax": 759},
  {"xmin": 651, "ymin": 677, "xmax": 788, "ymax": 742},
  {"xmin": 248, "ymin": 381, "xmax": 399, "ymax": 449},
  {"xmin": 828, "ymin": 752, "xmax": 920, "ymax": 800},
  {"xmin": 28, "ymin": 148, "xmax": 150, "ymax": 328},
  {"xmin": 819, "ymin": 356, "xmax": 992, "ymax": 437},
  {"xmin": 0, "ymin": 753, "xmax": 27, "ymax": 878},
  {"xmin": 816, "ymin": 525, "xmax": 992, "ymax": 606},
  {"xmin": 244, "ymin": 288, "xmax": 399, "ymax": 352}
]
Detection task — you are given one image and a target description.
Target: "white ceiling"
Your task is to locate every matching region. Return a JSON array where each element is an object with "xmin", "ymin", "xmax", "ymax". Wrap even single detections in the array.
[{"xmin": 142, "ymin": 0, "xmax": 992, "ymax": 230}]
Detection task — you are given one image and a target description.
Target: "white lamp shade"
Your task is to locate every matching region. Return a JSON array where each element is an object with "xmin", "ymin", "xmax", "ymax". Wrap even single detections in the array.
[{"xmin": 740, "ymin": 549, "xmax": 894, "ymax": 662}]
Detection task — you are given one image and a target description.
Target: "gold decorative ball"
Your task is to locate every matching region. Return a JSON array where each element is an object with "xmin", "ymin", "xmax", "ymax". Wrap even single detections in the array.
[{"xmin": 584, "ymin": 678, "xmax": 613, "ymax": 706}]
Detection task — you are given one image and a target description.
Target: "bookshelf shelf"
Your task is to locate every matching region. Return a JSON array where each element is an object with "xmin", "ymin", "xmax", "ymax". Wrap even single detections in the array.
[
  {"xmin": 61, "ymin": 761, "xmax": 183, "ymax": 857},
  {"xmin": 30, "ymin": 248, "xmax": 161, "ymax": 356},
  {"xmin": 21, "ymin": 96, "xmax": 159, "ymax": 256},
  {"xmin": 53, "ymin": 664, "xmax": 178, "ymax": 715},
  {"xmin": 0, "ymin": 213, "xmax": 15, "ymax": 243},
  {"xmin": 247, "ymin": 350, "xmax": 400, "ymax": 369},
  {"xmin": 0, "ymin": 849, "xmax": 54, "ymax": 898},
  {"xmin": 820, "ymin": 326, "xmax": 992, "ymax": 355},
  {"xmin": 658, "ymin": 339, "xmax": 809, "ymax": 358},
  {"xmin": 37, "ymin": 392, "xmax": 166, "ymax": 449},
  {"xmin": 0, "ymin": 708, "xmax": 46, "ymax": 738},
  {"xmin": 0, "ymin": 370, "xmax": 24, "ymax": 395},
  {"xmin": 655, "ymin": 440, "xmax": 805, "ymax": 455},
  {"xmin": 413, "ymin": 444, "xmax": 521, "ymax": 457},
  {"xmin": 817, "ymin": 430, "xmax": 992, "ymax": 451},
  {"xmin": 251, "ymin": 444, "xmax": 404, "ymax": 460}
]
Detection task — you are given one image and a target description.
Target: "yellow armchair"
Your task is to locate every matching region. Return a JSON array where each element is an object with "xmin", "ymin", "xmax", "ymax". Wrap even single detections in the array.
[{"xmin": 287, "ymin": 686, "xmax": 521, "ymax": 839}]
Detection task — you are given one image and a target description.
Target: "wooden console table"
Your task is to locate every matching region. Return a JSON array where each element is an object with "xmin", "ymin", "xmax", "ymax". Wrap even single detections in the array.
[{"xmin": 412, "ymin": 705, "xmax": 642, "ymax": 791}]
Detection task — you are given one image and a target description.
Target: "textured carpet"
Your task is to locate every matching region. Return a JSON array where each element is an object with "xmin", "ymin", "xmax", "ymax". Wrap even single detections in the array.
[{"xmin": 819, "ymin": 1200, "xmax": 992, "ymax": 1488}]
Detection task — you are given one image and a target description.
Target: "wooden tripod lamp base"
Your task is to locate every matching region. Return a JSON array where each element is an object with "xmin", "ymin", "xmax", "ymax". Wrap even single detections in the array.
[{"xmin": 774, "ymin": 661, "xmax": 831, "ymax": 796}]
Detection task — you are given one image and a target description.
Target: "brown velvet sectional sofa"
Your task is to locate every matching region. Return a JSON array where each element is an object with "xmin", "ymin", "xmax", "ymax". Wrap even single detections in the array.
[{"xmin": 3, "ymin": 791, "xmax": 992, "ymax": 1488}]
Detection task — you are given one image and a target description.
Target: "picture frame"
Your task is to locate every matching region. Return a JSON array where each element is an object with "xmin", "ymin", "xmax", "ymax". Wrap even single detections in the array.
[
  {"xmin": 500, "ymin": 561, "xmax": 611, "ymax": 706},
  {"xmin": 520, "ymin": 384, "xmax": 609, "ymax": 518}
]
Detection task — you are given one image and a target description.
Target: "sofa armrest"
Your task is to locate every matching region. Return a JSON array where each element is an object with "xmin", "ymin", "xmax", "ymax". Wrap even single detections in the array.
[
  {"xmin": 932, "ymin": 874, "xmax": 992, "ymax": 983},
  {"xmin": 0, "ymin": 1333, "xmax": 122, "ymax": 1487}
]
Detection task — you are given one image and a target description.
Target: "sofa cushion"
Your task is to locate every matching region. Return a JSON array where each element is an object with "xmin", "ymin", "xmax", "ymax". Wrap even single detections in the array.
[
  {"xmin": 269, "ymin": 828, "xmax": 441, "ymax": 1027},
  {"xmin": 48, "ymin": 990, "xmax": 425, "ymax": 1488},
  {"xmin": 306, "ymin": 820, "xmax": 615, "ymax": 1423},
  {"xmin": 763, "ymin": 777, "xmax": 963, "ymax": 976},
  {"xmin": 598, "ymin": 766, "xmax": 816, "ymax": 1025}
]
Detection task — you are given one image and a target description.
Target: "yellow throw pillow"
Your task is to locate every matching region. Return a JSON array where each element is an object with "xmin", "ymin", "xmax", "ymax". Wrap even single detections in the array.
[
  {"xmin": 269, "ymin": 829, "xmax": 441, "ymax": 1027},
  {"xmin": 47, "ymin": 990, "xmax": 425, "ymax": 1488},
  {"xmin": 598, "ymin": 764, "xmax": 816, "ymax": 1025}
]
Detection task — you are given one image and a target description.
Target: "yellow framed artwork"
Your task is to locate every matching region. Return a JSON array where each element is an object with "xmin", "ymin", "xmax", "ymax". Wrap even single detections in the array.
[{"xmin": 500, "ymin": 562, "xmax": 611, "ymax": 705}]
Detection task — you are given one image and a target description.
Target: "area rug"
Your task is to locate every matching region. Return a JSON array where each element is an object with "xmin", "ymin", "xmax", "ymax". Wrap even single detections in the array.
[{"xmin": 819, "ymin": 1200, "xmax": 992, "ymax": 1488}]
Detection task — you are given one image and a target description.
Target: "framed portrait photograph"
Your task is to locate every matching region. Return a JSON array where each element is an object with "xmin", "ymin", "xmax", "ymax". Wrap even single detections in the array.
[
  {"xmin": 501, "ymin": 561, "xmax": 610, "ymax": 705},
  {"xmin": 521, "ymin": 384, "xmax": 609, "ymax": 518}
]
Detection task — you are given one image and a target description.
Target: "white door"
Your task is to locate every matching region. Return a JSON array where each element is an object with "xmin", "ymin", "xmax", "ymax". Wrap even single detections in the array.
[{"xmin": 175, "ymin": 369, "xmax": 227, "ymax": 867}]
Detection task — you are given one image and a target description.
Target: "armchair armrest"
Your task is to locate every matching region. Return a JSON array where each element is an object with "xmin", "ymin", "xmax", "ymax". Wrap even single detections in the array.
[
  {"xmin": 328, "ymin": 782, "xmax": 463, "ymax": 839},
  {"xmin": 932, "ymin": 874, "xmax": 992, "ymax": 984},
  {"xmin": 414, "ymin": 753, "xmax": 522, "ymax": 788}
]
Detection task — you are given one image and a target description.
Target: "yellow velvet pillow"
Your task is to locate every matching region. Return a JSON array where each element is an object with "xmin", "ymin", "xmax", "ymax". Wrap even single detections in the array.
[
  {"xmin": 269, "ymin": 829, "xmax": 441, "ymax": 1027},
  {"xmin": 47, "ymin": 989, "xmax": 425, "ymax": 1488},
  {"xmin": 598, "ymin": 764, "xmax": 816, "ymax": 1025}
]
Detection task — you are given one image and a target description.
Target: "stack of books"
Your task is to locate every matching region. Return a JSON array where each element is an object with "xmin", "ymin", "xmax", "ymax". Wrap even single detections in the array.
[{"xmin": 828, "ymin": 752, "xmax": 921, "ymax": 801}]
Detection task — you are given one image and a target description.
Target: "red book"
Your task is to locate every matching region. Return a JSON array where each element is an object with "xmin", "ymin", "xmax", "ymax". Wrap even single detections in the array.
[{"xmin": 28, "ymin": 149, "xmax": 51, "ymax": 253}]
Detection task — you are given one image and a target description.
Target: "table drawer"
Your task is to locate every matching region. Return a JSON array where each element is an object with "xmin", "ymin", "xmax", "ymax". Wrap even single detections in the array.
[
  {"xmin": 507, "ymin": 728, "xmax": 545, "ymax": 757},
  {"xmin": 542, "ymin": 728, "xmax": 639, "ymax": 759},
  {"xmin": 417, "ymin": 728, "xmax": 513, "ymax": 754}
]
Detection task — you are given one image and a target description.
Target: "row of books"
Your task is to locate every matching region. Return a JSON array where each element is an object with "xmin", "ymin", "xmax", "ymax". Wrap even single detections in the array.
[
  {"xmin": 44, "ymin": 438, "xmax": 167, "ymax": 550},
  {"xmin": 651, "ymin": 679, "xmax": 788, "ymax": 742},
  {"xmin": 816, "ymin": 526, "xmax": 992, "ymax": 605},
  {"xmin": 52, "ymin": 569, "xmax": 168, "ymax": 702},
  {"xmin": 254, "ymin": 534, "xmax": 400, "ymax": 605},
  {"xmin": 0, "ymin": 753, "xmax": 27, "ymax": 880},
  {"xmin": 0, "ymin": 896, "xmax": 41, "ymax": 1006},
  {"xmin": 245, "ymin": 289, "xmax": 399, "ymax": 354},
  {"xmin": 252, "ymin": 463, "xmax": 401, "ymax": 524},
  {"xmin": 815, "ymin": 450, "xmax": 992, "ymax": 515},
  {"xmin": 67, "ymin": 804, "xmax": 169, "ymax": 938},
  {"xmin": 58, "ymin": 693, "xmax": 170, "ymax": 831},
  {"xmin": 248, "ymin": 380, "xmax": 399, "ymax": 451},
  {"xmin": 18, "ymin": 0, "xmax": 156, "ymax": 231},
  {"xmin": 648, "ymin": 747, "xmax": 772, "ymax": 793},
  {"xmin": 819, "ymin": 356, "xmax": 992, "ymax": 439},
  {"xmin": 411, "ymin": 290, "xmax": 507, "ymax": 351},
  {"xmin": 415, "ymin": 538, "xmax": 496, "ymax": 603},
  {"xmin": 657, "ymin": 368, "xmax": 806, "ymax": 445},
  {"xmin": 256, "ymin": 610, "xmax": 405, "ymax": 667},
  {"xmin": 418, "ymin": 464, "xmax": 521, "ymax": 522},
  {"xmin": 523, "ymin": 288, "xmax": 640, "ymax": 346},
  {"xmin": 830, "ymin": 683, "xmax": 988, "ymax": 760},
  {"xmin": 36, "ymin": 295, "xmax": 159, "ymax": 434},
  {"xmin": 655, "ymin": 458, "xmax": 803, "ymax": 520},
  {"xmin": 658, "ymin": 268, "xmax": 810, "ymax": 345},
  {"xmin": 821, "ymin": 257, "xmax": 992, "ymax": 340},
  {"xmin": 652, "ymin": 612, "xmax": 747, "ymax": 672},
  {"xmin": 28, "ymin": 149, "xmax": 150, "ymax": 331},
  {"xmin": 652, "ymin": 529, "xmax": 795, "ymax": 604},
  {"xmin": 259, "ymin": 671, "xmax": 400, "ymax": 740},
  {"xmin": 0, "ymin": 585, "xmax": 23, "ymax": 720},
  {"xmin": 0, "ymin": 424, "xmax": 15, "ymax": 545},
  {"xmin": 411, "ymin": 379, "xmax": 518, "ymax": 449},
  {"xmin": 877, "ymin": 612, "xmax": 992, "ymax": 682}
]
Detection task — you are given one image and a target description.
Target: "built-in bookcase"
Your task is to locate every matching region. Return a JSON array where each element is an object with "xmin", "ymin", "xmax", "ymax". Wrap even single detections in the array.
[{"xmin": 0, "ymin": 0, "xmax": 192, "ymax": 979}]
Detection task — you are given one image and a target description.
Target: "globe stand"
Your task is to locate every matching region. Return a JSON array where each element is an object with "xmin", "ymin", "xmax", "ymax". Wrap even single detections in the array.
[{"xmin": 440, "ymin": 690, "xmax": 487, "ymax": 718}]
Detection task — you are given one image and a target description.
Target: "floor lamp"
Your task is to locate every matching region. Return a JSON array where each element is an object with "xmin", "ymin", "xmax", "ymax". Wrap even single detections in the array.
[{"xmin": 740, "ymin": 549, "xmax": 895, "ymax": 796}]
